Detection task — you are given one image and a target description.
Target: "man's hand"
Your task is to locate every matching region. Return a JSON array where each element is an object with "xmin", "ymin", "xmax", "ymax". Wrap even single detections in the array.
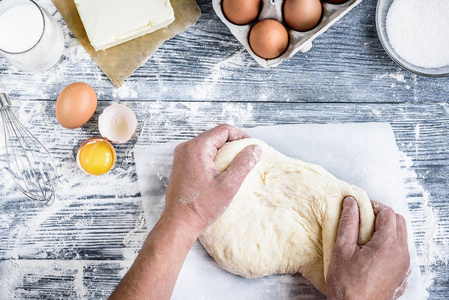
[
  {"xmin": 110, "ymin": 124, "xmax": 260, "ymax": 300},
  {"xmin": 326, "ymin": 197, "xmax": 411, "ymax": 300},
  {"xmin": 162, "ymin": 123, "xmax": 262, "ymax": 236}
]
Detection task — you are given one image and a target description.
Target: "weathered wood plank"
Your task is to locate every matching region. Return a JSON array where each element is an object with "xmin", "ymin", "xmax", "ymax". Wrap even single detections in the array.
[
  {"xmin": 0, "ymin": 260, "xmax": 130, "ymax": 299},
  {"xmin": 0, "ymin": 1, "xmax": 448, "ymax": 103}
]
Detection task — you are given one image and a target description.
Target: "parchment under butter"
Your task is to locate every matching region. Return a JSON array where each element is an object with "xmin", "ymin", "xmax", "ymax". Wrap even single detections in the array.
[
  {"xmin": 74, "ymin": 0, "xmax": 175, "ymax": 51},
  {"xmin": 53, "ymin": 0, "xmax": 201, "ymax": 87}
]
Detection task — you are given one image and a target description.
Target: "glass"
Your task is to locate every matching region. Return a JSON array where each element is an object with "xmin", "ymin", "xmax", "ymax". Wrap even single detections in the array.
[
  {"xmin": 376, "ymin": 0, "xmax": 449, "ymax": 77},
  {"xmin": 0, "ymin": 0, "xmax": 65, "ymax": 72}
]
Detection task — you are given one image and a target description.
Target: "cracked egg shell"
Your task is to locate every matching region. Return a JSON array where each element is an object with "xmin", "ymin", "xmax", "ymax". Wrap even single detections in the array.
[{"xmin": 98, "ymin": 104, "xmax": 137, "ymax": 144}]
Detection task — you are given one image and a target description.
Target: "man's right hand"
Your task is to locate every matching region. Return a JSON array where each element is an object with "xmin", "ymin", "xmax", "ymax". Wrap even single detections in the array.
[
  {"xmin": 326, "ymin": 197, "xmax": 411, "ymax": 300},
  {"xmin": 163, "ymin": 124, "xmax": 261, "ymax": 237}
]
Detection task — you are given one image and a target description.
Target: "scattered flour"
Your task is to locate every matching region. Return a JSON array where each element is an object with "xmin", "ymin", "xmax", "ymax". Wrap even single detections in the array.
[
  {"xmin": 123, "ymin": 213, "xmax": 147, "ymax": 246},
  {"xmin": 73, "ymin": 260, "xmax": 87, "ymax": 299},
  {"xmin": 0, "ymin": 259, "xmax": 134, "ymax": 298},
  {"xmin": 0, "ymin": 260, "xmax": 19, "ymax": 299},
  {"xmin": 414, "ymin": 124, "xmax": 420, "ymax": 140},
  {"xmin": 0, "ymin": 99, "xmax": 144, "ymax": 297},
  {"xmin": 375, "ymin": 72, "xmax": 406, "ymax": 83},
  {"xmin": 178, "ymin": 188, "xmax": 200, "ymax": 205},
  {"xmin": 189, "ymin": 50, "xmax": 248, "ymax": 101},
  {"xmin": 112, "ymin": 83, "xmax": 138, "ymax": 99},
  {"xmin": 65, "ymin": 39, "xmax": 91, "ymax": 61},
  {"xmin": 398, "ymin": 151, "xmax": 447, "ymax": 295}
]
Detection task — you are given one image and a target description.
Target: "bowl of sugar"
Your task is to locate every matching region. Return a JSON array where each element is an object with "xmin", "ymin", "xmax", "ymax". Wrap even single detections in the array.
[{"xmin": 376, "ymin": 0, "xmax": 449, "ymax": 77}]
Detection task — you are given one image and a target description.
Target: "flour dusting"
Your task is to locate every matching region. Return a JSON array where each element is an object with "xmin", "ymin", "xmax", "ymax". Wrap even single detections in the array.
[
  {"xmin": 179, "ymin": 188, "xmax": 200, "ymax": 205},
  {"xmin": 112, "ymin": 83, "xmax": 138, "ymax": 99},
  {"xmin": 398, "ymin": 151, "xmax": 446, "ymax": 295},
  {"xmin": 375, "ymin": 72, "xmax": 407, "ymax": 83},
  {"xmin": 190, "ymin": 50, "xmax": 248, "ymax": 101},
  {"xmin": 414, "ymin": 124, "xmax": 420, "ymax": 140},
  {"xmin": 0, "ymin": 100, "xmax": 143, "ymax": 297},
  {"xmin": 123, "ymin": 213, "xmax": 147, "ymax": 246},
  {"xmin": 65, "ymin": 39, "xmax": 91, "ymax": 61}
]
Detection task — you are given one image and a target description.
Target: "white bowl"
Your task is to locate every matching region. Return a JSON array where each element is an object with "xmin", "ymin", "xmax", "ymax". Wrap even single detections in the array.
[{"xmin": 376, "ymin": 0, "xmax": 449, "ymax": 77}]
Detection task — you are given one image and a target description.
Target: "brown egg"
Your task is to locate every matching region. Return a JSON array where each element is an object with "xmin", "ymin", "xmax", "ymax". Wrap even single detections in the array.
[
  {"xmin": 283, "ymin": 0, "xmax": 322, "ymax": 32},
  {"xmin": 222, "ymin": 0, "xmax": 261, "ymax": 25},
  {"xmin": 249, "ymin": 19, "xmax": 289, "ymax": 59},
  {"xmin": 56, "ymin": 82, "xmax": 97, "ymax": 129}
]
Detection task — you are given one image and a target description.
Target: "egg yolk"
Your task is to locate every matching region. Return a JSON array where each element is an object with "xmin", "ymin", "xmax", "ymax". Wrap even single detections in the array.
[{"xmin": 79, "ymin": 140, "xmax": 115, "ymax": 175}]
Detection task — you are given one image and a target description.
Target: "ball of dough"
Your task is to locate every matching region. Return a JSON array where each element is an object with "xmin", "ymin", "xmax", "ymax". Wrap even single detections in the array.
[{"xmin": 199, "ymin": 138, "xmax": 375, "ymax": 294}]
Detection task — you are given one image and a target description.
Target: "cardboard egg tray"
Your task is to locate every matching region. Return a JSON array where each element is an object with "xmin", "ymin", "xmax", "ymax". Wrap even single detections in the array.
[{"xmin": 213, "ymin": 0, "xmax": 363, "ymax": 67}]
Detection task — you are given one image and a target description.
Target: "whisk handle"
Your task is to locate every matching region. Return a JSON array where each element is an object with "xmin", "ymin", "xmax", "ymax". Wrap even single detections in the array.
[{"xmin": 0, "ymin": 93, "xmax": 11, "ymax": 108}]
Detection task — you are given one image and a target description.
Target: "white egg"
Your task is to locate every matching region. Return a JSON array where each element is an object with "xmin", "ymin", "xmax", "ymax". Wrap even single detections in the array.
[{"xmin": 98, "ymin": 103, "xmax": 137, "ymax": 143}]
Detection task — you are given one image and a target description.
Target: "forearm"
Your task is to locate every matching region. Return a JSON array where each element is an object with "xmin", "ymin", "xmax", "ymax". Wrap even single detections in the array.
[
  {"xmin": 110, "ymin": 125, "xmax": 259, "ymax": 299},
  {"xmin": 109, "ymin": 215, "xmax": 199, "ymax": 300}
]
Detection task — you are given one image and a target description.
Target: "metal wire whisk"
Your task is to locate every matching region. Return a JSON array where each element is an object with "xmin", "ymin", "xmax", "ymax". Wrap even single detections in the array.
[{"xmin": 0, "ymin": 93, "xmax": 57, "ymax": 204}]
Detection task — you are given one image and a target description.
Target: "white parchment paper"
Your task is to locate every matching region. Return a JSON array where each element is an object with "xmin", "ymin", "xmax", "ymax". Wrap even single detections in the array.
[{"xmin": 135, "ymin": 123, "xmax": 425, "ymax": 299}]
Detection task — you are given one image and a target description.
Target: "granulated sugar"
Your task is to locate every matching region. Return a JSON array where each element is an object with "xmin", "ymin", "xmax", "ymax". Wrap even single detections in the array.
[{"xmin": 386, "ymin": 0, "xmax": 449, "ymax": 68}]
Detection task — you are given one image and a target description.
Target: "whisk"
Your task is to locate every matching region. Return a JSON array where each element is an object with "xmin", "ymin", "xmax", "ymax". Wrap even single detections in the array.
[{"xmin": 0, "ymin": 93, "xmax": 57, "ymax": 204}]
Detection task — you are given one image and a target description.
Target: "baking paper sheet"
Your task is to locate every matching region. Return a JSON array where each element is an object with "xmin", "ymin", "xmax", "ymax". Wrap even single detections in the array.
[
  {"xmin": 52, "ymin": 0, "xmax": 201, "ymax": 88},
  {"xmin": 135, "ymin": 123, "xmax": 426, "ymax": 299}
]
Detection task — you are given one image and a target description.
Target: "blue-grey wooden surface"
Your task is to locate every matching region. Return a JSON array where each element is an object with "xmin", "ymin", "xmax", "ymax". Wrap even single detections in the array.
[{"xmin": 0, "ymin": 0, "xmax": 448, "ymax": 299}]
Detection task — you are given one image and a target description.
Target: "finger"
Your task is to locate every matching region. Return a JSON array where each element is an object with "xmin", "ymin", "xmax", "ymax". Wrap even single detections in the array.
[
  {"xmin": 334, "ymin": 196, "xmax": 360, "ymax": 256},
  {"xmin": 396, "ymin": 213, "xmax": 409, "ymax": 249},
  {"xmin": 371, "ymin": 200, "xmax": 397, "ymax": 237},
  {"xmin": 199, "ymin": 124, "xmax": 250, "ymax": 149},
  {"xmin": 371, "ymin": 199, "xmax": 390, "ymax": 215},
  {"xmin": 219, "ymin": 145, "xmax": 261, "ymax": 196}
]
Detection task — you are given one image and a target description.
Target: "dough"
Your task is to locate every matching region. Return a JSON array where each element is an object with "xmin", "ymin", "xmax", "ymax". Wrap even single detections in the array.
[{"xmin": 199, "ymin": 138, "xmax": 375, "ymax": 295}]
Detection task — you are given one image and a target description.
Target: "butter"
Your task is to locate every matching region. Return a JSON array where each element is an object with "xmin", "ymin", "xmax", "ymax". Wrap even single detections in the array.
[{"xmin": 74, "ymin": 0, "xmax": 175, "ymax": 51}]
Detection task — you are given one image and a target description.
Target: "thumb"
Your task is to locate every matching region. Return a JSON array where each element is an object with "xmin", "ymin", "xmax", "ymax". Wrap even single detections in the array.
[
  {"xmin": 219, "ymin": 144, "xmax": 262, "ymax": 196},
  {"xmin": 334, "ymin": 196, "xmax": 360, "ymax": 257}
]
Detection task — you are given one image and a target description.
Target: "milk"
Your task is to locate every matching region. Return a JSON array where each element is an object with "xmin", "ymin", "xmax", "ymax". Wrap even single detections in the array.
[
  {"xmin": 0, "ymin": 0, "xmax": 64, "ymax": 72},
  {"xmin": 0, "ymin": 4, "xmax": 43, "ymax": 53}
]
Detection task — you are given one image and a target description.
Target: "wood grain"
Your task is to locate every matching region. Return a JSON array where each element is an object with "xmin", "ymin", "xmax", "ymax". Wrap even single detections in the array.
[
  {"xmin": 0, "ymin": 1, "xmax": 448, "ymax": 103},
  {"xmin": 1, "ymin": 100, "xmax": 448, "ymax": 298}
]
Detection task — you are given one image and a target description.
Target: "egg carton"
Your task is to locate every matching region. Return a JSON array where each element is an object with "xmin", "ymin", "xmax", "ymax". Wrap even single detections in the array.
[{"xmin": 213, "ymin": 0, "xmax": 363, "ymax": 67}]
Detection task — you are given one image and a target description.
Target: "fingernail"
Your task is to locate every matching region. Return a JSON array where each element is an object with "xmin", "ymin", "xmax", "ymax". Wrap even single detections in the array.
[
  {"xmin": 251, "ymin": 145, "xmax": 262, "ymax": 160},
  {"xmin": 343, "ymin": 196, "xmax": 356, "ymax": 207},
  {"xmin": 371, "ymin": 200, "xmax": 379, "ymax": 210}
]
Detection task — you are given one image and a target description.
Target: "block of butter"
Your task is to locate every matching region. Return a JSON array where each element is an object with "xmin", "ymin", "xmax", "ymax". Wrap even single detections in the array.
[{"xmin": 74, "ymin": 0, "xmax": 175, "ymax": 51}]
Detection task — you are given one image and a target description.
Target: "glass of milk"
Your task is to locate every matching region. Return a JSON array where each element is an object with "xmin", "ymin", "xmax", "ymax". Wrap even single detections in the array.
[{"xmin": 0, "ymin": 0, "xmax": 65, "ymax": 72}]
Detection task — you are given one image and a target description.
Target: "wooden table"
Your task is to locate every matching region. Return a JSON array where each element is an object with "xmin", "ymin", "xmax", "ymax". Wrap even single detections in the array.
[{"xmin": 1, "ymin": 0, "xmax": 448, "ymax": 298}]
